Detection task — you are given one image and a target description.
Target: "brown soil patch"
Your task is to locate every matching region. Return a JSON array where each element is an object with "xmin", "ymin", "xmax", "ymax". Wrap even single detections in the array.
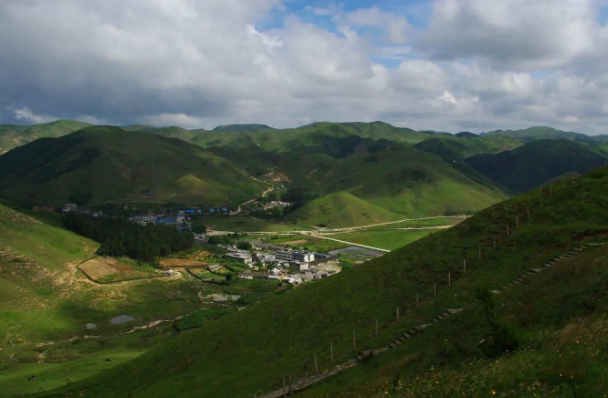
[
  {"xmin": 159, "ymin": 258, "xmax": 207, "ymax": 268},
  {"xmin": 282, "ymin": 240, "xmax": 309, "ymax": 245},
  {"xmin": 79, "ymin": 257, "xmax": 156, "ymax": 282}
]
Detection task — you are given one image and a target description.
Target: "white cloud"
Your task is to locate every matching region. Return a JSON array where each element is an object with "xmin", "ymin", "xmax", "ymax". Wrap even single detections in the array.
[
  {"xmin": 12, "ymin": 107, "xmax": 59, "ymax": 124},
  {"xmin": 342, "ymin": 7, "xmax": 411, "ymax": 45},
  {"xmin": 1, "ymin": 0, "xmax": 608, "ymax": 136},
  {"xmin": 420, "ymin": 0, "xmax": 599, "ymax": 70}
]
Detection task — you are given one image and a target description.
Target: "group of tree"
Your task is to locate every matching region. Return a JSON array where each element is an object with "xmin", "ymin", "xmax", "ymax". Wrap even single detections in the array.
[
  {"xmin": 281, "ymin": 184, "xmax": 319, "ymax": 213},
  {"xmin": 64, "ymin": 213, "xmax": 194, "ymax": 262}
]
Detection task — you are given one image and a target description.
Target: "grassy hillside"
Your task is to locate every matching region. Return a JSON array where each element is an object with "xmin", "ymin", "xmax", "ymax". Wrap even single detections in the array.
[
  {"xmin": 0, "ymin": 126, "xmax": 266, "ymax": 207},
  {"xmin": 414, "ymin": 134, "xmax": 523, "ymax": 160},
  {"xmin": 286, "ymin": 192, "xmax": 404, "ymax": 228},
  {"xmin": 467, "ymin": 139, "xmax": 607, "ymax": 194},
  {"xmin": 212, "ymin": 124, "xmax": 274, "ymax": 132},
  {"xmin": 32, "ymin": 159, "xmax": 608, "ymax": 398},
  {"xmin": 484, "ymin": 126, "xmax": 597, "ymax": 143},
  {"xmin": 0, "ymin": 120, "xmax": 90, "ymax": 154}
]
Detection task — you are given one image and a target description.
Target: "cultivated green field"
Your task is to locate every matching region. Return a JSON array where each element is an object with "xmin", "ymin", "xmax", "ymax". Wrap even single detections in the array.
[{"xmin": 199, "ymin": 215, "xmax": 310, "ymax": 232}]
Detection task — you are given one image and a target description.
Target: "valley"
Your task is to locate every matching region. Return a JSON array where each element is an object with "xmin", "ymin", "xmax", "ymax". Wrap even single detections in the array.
[{"xmin": 1, "ymin": 121, "xmax": 608, "ymax": 397}]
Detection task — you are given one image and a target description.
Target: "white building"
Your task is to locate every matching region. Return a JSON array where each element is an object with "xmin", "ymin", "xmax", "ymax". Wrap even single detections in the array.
[{"xmin": 275, "ymin": 249, "xmax": 315, "ymax": 263}]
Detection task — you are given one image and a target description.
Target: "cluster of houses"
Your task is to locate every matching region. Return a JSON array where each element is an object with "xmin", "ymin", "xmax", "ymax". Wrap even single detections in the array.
[{"xmin": 222, "ymin": 244, "xmax": 338, "ymax": 285}]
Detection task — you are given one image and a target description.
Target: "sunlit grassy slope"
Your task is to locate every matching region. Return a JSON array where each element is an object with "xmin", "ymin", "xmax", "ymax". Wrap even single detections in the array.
[{"xmin": 34, "ymin": 166, "xmax": 608, "ymax": 398}]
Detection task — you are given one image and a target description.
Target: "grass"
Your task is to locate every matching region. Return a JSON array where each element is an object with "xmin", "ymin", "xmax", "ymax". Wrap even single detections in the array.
[
  {"xmin": 287, "ymin": 192, "xmax": 404, "ymax": 228},
  {"xmin": 30, "ymin": 166, "xmax": 608, "ymax": 398},
  {"xmin": 329, "ymin": 229, "xmax": 436, "ymax": 251},
  {"xmin": 0, "ymin": 126, "xmax": 267, "ymax": 207},
  {"xmin": 198, "ymin": 215, "xmax": 309, "ymax": 232},
  {"xmin": 175, "ymin": 309, "xmax": 236, "ymax": 332}
]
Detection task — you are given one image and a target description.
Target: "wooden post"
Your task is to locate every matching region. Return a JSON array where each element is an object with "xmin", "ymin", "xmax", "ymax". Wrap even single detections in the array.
[
  {"xmin": 314, "ymin": 354, "xmax": 318, "ymax": 373},
  {"xmin": 353, "ymin": 330, "xmax": 356, "ymax": 350},
  {"xmin": 434, "ymin": 281, "xmax": 437, "ymax": 298},
  {"xmin": 516, "ymin": 215, "xmax": 519, "ymax": 227},
  {"xmin": 527, "ymin": 206, "xmax": 531, "ymax": 220},
  {"xmin": 330, "ymin": 343, "xmax": 334, "ymax": 362},
  {"xmin": 448, "ymin": 271, "xmax": 451, "ymax": 286},
  {"xmin": 463, "ymin": 259, "xmax": 467, "ymax": 275},
  {"xmin": 416, "ymin": 292, "xmax": 419, "ymax": 308},
  {"xmin": 283, "ymin": 378, "xmax": 287, "ymax": 398},
  {"xmin": 376, "ymin": 319, "xmax": 379, "ymax": 337},
  {"xmin": 288, "ymin": 375, "xmax": 292, "ymax": 396},
  {"xmin": 478, "ymin": 245, "xmax": 482, "ymax": 260},
  {"xmin": 397, "ymin": 306, "xmax": 400, "ymax": 322}
]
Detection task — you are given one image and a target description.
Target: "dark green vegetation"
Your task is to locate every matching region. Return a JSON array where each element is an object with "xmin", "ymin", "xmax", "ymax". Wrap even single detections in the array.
[
  {"xmin": 0, "ymin": 126, "xmax": 266, "ymax": 207},
  {"xmin": 467, "ymin": 139, "xmax": 607, "ymax": 193},
  {"xmin": 64, "ymin": 213, "xmax": 194, "ymax": 261},
  {"xmin": 174, "ymin": 309, "xmax": 235, "ymax": 332},
  {"xmin": 28, "ymin": 163, "xmax": 608, "ymax": 398}
]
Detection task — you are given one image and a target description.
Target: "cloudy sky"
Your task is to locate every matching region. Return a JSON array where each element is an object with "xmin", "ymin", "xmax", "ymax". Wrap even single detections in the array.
[{"xmin": 2, "ymin": 0, "xmax": 608, "ymax": 134}]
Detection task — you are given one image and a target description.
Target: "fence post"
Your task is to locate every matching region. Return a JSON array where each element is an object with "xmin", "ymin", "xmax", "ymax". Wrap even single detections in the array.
[
  {"xmin": 283, "ymin": 378, "xmax": 287, "ymax": 398},
  {"xmin": 493, "ymin": 236, "xmax": 496, "ymax": 248},
  {"xmin": 527, "ymin": 206, "xmax": 531, "ymax": 220},
  {"xmin": 314, "ymin": 354, "xmax": 318, "ymax": 373},
  {"xmin": 448, "ymin": 271, "xmax": 451, "ymax": 286},
  {"xmin": 506, "ymin": 224, "xmax": 510, "ymax": 236},
  {"xmin": 352, "ymin": 330, "xmax": 356, "ymax": 350},
  {"xmin": 516, "ymin": 216, "xmax": 519, "ymax": 227},
  {"xmin": 397, "ymin": 306, "xmax": 400, "ymax": 322},
  {"xmin": 478, "ymin": 245, "xmax": 481, "ymax": 260},
  {"xmin": 416, "ymin": 291, "xmax": 419, "ymax": 308},
  {"xmin": 463, "ymin": 259, "xmax": 467, "ymax": 275},
  {"xmin": 434, "ymin": 281, "xmax": 437, "ymax": 298}
]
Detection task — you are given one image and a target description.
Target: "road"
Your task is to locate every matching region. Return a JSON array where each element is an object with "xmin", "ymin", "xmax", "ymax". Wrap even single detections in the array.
[
  {"xmin": 230, "ymin": 186, "xmax": 276, "ymax": 215},
  {"xmin": 309, "ymin": 235, "xmax": 391, "ymax": 253}
]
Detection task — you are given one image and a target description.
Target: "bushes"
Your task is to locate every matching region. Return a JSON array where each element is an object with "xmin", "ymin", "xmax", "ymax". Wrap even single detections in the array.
[{"xmin": 476, "ymin": 287, "xmax": 521, "ymax": 357}]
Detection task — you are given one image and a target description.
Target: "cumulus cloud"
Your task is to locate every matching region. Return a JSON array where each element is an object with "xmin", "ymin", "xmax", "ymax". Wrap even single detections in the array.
[
  {"xmin": 12, "ymin": 107, "xmax": 59, "ymax": 124},
  {"xmin": 1, "ymin": 0, "xmax": 608, "ymax": 135}
]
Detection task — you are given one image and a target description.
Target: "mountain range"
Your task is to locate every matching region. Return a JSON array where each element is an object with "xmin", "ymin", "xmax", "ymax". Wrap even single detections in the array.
[{"xmin": 1, "ymin": 121, "xmax": 607, "ymax": 226}]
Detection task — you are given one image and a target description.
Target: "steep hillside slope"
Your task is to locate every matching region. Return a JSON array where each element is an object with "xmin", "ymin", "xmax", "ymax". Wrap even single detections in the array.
[
  {"xmin": 0, "ymin": 127, "xmax": 266, "ymax": 207},
  {"xmin": 467, "ymin": 139, "xmax": 607, "ymax": 193},
  {"xmin": 34, "ymin": 161, "xmax": 608, "ymax": 398},
  {"xmin": 285, "ymin": 192, "xmax": 404, "ymax": 227},
  {"xmin": 414, "ymin": 134, "xmax": 523, "ymax": 160},
  {"xmin": 0, "ymin": 120, "xmax": 90, "ymax": 154}
]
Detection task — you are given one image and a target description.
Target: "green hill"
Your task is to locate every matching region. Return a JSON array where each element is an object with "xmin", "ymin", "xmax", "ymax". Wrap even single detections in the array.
[
  {"xmin": 31, "ymin": 163, "xmax": 608, "ymax": 398},
  {"xmin": 212, "ymin": 124, "xmax": 274, "ymax": 132},
  {"xmin": 0, "ymin": 119, "xmax": 90, "ymax": 154},
  {"xmin": 484, "ymin": 126, "xmax": 596, "ymax": 143},
  {"xmin": 122, "ymin": 125, "xmax": 205, "ymax": 142},
  {"xmin": 286, "ymin": 191, "xmax": 404, "ymax": 227},
  {"xmin": 467, "ymin": 139, "xmax": 607, "ymax": 194},
  {"xmin": 289, "ymin": 143, "xmax": 506, "ymax": 218},
  {"xmin": 0, "ymin": 126, "xmax": 266, "ymax": 207},
  {"xmin": 414, "ymin": 134, "xmax": 523, "ymax": 160}
]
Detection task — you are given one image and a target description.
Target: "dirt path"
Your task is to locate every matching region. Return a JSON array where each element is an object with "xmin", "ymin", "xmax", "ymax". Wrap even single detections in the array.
[{"xmin": 308, "ymin": 235, "xmax": 391, "ymax": 253}]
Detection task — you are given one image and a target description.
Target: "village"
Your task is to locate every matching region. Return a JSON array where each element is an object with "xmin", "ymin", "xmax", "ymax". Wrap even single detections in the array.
[{"xmin": 221, "ymin": 241, "xmax": 341, "ymax": 285}]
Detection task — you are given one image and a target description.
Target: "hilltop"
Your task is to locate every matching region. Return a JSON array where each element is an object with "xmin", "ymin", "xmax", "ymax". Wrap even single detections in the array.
[
  {"xmin": 467, "ymin": 139, "xmax": 607, "ymax": 193},
  {"xmin": 212, "ymin": 124, "xmax": 274, "ymax": 132},
  {"xmin": 0, "ymin": 119, "xmax": 90, "ymax": 154},
  {"xmin": 0, "ymin": 126, "xmax": 266, "ymax": 207},
  {"xmin": 31, "ymin": 161, "xmax": 608, "ymax": 398}
]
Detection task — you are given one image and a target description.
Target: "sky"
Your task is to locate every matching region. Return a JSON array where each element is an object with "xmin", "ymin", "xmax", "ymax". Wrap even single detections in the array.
[{"xmin": 2, "ymin": 0, "xmax": 608, "ymax": 134}]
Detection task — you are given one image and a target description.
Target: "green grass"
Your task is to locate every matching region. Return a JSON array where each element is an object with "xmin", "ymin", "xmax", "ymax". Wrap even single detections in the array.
[
  {"xmin": 175, "ymin": 309, "xmax": 236, "ymax": 331},
  {"xmin": 0, "ymin": 126, "xmax": 267, "ymax": 207},
  {"xmin": 330, "ymin": 229, "xmax": 436, "ymax": 250},
  {"xmin": 286, "ymin": 192, "xmax": 404, "ymax": 228},
  {"xmin": 31, "ymin": 167, "xmax": 608, "ymax": 398},
  {"xmin": 0, "ymin": 348, "xmax": 143, "ymax": 397},
  {"xmin": 198, "ymin": 215, "xmax": 309, "ymax": 232}
]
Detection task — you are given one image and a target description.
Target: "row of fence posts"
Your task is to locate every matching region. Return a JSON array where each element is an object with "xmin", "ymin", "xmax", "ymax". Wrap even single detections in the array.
[{"xmin": 257, "ymin": 167, "xmax": 603, "ymax": 397}]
